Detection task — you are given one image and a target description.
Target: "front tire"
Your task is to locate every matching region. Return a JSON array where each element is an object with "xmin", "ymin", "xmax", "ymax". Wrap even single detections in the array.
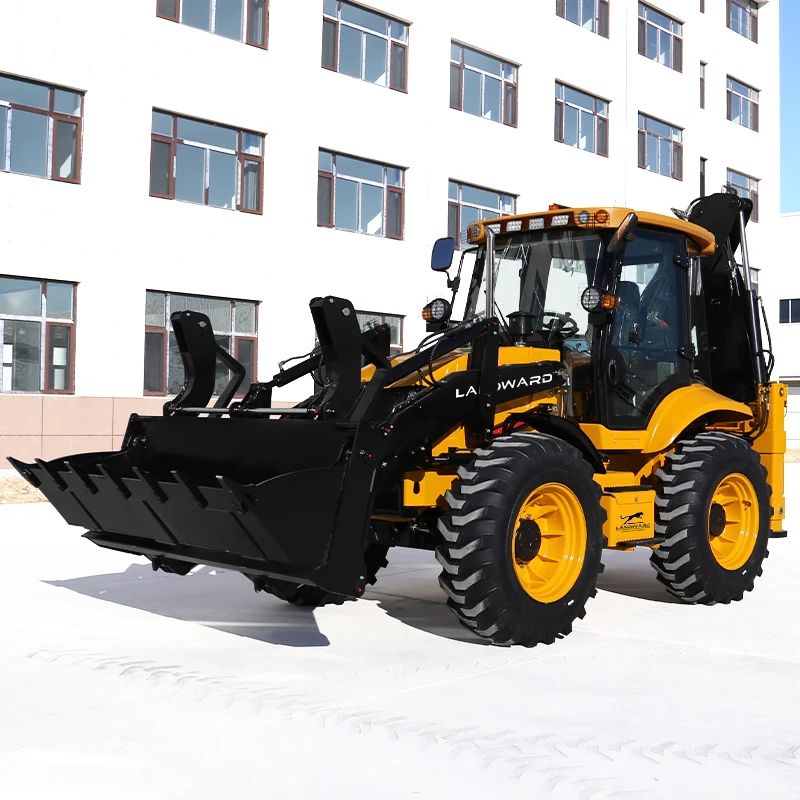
[
  {"xmin": 650, "ymin": 432, "xmax": 771, "ymax": 604},
  {"xmin": 436, "ymin": 433, "xmax": 605, "ymax": 647}
]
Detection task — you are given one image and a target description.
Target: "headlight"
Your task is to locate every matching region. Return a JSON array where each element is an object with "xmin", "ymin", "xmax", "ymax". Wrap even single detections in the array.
[
  {"xmin": 422, "ymin": 298, "xmax": 452, "ymax": 322},
  {"xmin": 581, "ymin": 287, "xmax": 602, "ymax": 311}
]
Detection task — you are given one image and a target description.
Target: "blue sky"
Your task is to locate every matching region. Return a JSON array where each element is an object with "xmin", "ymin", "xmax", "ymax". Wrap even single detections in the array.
[{"xmin": 782, "ymin": 2, "xmax": 800, "ymax": 211}]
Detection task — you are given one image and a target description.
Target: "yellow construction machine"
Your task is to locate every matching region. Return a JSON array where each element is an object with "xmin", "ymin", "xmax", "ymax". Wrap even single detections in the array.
[{"xmin": 10, "ymin": 192, "xmax": 787, "ymax": 647}]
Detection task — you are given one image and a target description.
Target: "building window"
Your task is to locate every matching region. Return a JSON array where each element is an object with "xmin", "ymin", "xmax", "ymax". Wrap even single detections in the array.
[
  {"xmin": 450, "ymin": 43, "xmax": 518, "ymax": 126},
  {"xmin": 700, "ymin": 157, "xmax": 707, "ymax": 196},
  {"xmin": 156, "ymin": 0, "xmax": 268, "ymax": 48},
  {"xmin": 149, "ymin": 111, "xmax": 264, "ymax": 214},
  {"xmin": 638, "ymin": 3, "xmax": 683, "ymax": 72},
  {"xmin": 727, "ymin": 169, "xmax": 759, "ymax": 222},
  {"xmin": 355, "ymin": 311, "xmax": 404, "ymax": 352},
  {"xmin": 638, "ymin": 114, "xmax": 682, "ymax": 180},
  {"xmin": 317, "ymin": 150, "xmax": 404, "ymax": 238},
  {"xmin": 0, "ymin": 73, "xmax": 83, "ymax": 184},
  {"xmin": 555, "ymin": 0, "xmax": 609, "ymax": 37},
  {"xmin": 728, "ymin": 0, "xmax": 758, "ymax": 42},
  {"xmin": 448, "ymin": 182, "xmax": 515, "ymax": 248},
  {"xmin": 555, "ymin": 83, "xmax": 609, "ymax": 156},
  {"xmin": 144, "ymin": 291, "xmax": 257, "ymax": 396},
  {"xmin": 0, "ymin": 276, "xmax": 76, "ymax": 394},
  {"xmin": 321, "ymin": 1, "xmax": 408, "ymax": 92},
  {"xmin": 780, "ymin": 299, "xmax": 800, "ymax": 324},
  {"xmin": 727, "ymin": 77, "xmax": 759, "ymax": 131},
  {"xmin": 700, "ymin": 62, "xmax": 706, "ymax": 108},
  {"xmin": 700, "ymin": 0, "xmax": 705, "ymax": 12}
]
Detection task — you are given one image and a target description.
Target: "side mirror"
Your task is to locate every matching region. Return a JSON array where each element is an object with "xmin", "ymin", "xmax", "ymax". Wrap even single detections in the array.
[
  {"xmin": 431, "ymin": 237, "xmax": 456, "ymax": 272},
  {"xmin": 607, "ymin": 212, "xmax": 639, "ymax": 255}
]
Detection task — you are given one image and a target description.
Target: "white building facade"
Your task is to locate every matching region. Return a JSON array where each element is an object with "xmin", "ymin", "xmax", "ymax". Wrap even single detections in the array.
[{"xmin": 0, "ymin": 0, "xmax": 779, "ymax": 460}]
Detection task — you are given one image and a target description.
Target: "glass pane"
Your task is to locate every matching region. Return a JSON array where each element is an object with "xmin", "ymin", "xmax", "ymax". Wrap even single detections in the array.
[
  {"xmin": 501, "ymin": 194, "xmax": 514, "ymax": 213},
  {"xmin": 214, "ymin": 336, "xmax": 232, "ymax": 396},
  {"xmin": 322, "ymin": 19, "xmax": 337, "ymax": 68},
  {"xmin": 46, "ymin": 282, "xmax": 73, "ymax": 320},
  {"xmin": 659, "ymin": 30, "xmax": 672, "ymax": 68},
  {"xmin": 0, "ymin": 277, "xmax": 41, "ymax": 316},
  {"xmin": 168, "ymin": 332, "xmax": 185, "ymax": 395},
  {"xmin": 581, "ymin": 0, "xmax": 595, "ymax": 30},
  {"xmin": 242, "ymin": 160, "xmax": 261, "ymax": 212},
  {"xmin": 242, "ymin": 132, "xmax": 261, "ymax": 155},
  {"xmin": 53, "ymin": 90, "xmax": 81, "ymax": 116},
  {"xmin": 208, "ymin": 150, "xmax": 236, "ymax": 209},
  {"xmin": 181, "ymin": 0, "xmax": 212, "ymax": 30},
  {"xmin": 644, "ymin": 115, "xmax": 672, "ymax": 139},
  {"xmin": 177, "ymin": 117, "xmax": 237, "ymax": 150},
  {"xmin": 144, "ymin": 331, "xmax": 164, "ymax": 393},
  {"xmin": 360, "ymin": 183, "xmax": 383, "ymax": 235},
  {"xmin": 449, "ymin": 64, "xmax": 461, "ymax": 107},
  {"xmin": 323, "ymin": 0, "xmax": 337, "ymax": 16},
  {"xmin": 463, "ymin": 48, "xmax": 502, "ymax": 77},
  {"xmin": 54, "ymin": 120, "xmax": 78, "ymax": 180},
  {"xmin": 215, "ymin": 0, "xmax": 243, "ymax": 39},
  {"xmin": 339, "ymin": 25, "xmax": 362, "ymax": 78},
  {"xmin": 340, "ymin": 3, "xmax": 386, "ymax": 34},
  {"xmin": 48, "ymin": 325, "xmax": 70, "ymax": 391},
  {"xmin": 152, "ymin": 110, "xmax": 173, "ymax": 136},
  {"xmin": 780, "ymin": 299, "xmax": 790, "ymax": 324},
  {"xmin": 0, "ymin": 107, "xmax": 6, "ymax": 169},
  {"xmin": 390, "ymin": 42, "xmax": 406, "ymax": 90},
  {"xmin": 463, "ymin": 69, "xmax": 481, "ymax": 116},
  {"xmin": 145, "ymin": 291, "xmax": 167, "ymax": 327},
  {"xmin": 646, "ymin": 134, "xmax": 657, "ymax": 172},
  {"xmin": 3, "ymin": 320, "xmax": 41, "ymax": 392},
  {"xmin": 157, "ymin": 0, "xmax": 178, "ymax": 17},
  {"xmin": 389, "ymin": 21, "xmax": 407, "ymax": 41},
  {"xmin": 317, "ymin": 173, "xmax": 332, "ymax": 223},
  {"xmin": 0, "ymin": 75, "xmax": 49, "ymax": 109},
  {"xmin": 247, "ymin": 0, "xmax": 267, "ymax": 45},
  {"xmin": 448, "ymin": 181, "xmax": 458, "ymax": 200},
  {"xmin": 646, "ymin": 22, "xmax": 657, "ymax": 60},
  {"xmin": 172, "ymin": 295, "xmax": 232, "ymax": 332},
  {"xmin": 448, "ymin": 203, "xmax": 459, "ymax": 241},
  {"xmin": 580, "ymin": 108, "xmax": 595, "ymax": 152},
  {"xmin": 334, "ymin": 177, "xmax": 358, "ymax": 230},
  {"xmin": 598, "ymin": 116, "xmax": 608, "ymax": 155},
  {"xmin": 237, "ymin": 338, "xmax": 254, "ymax": 390},
  {"xmin": 175, "ymin": 144, "xmax": 206, "ymax": 204},
  {"xmin": 564, "ymin": 85, "xmax": 594, "ymax": 112},
  {"xmin": 9, "ymin": 109, "xmax": 48, "ymax": 177},
  {"xmin": 386, "ymin": 167, "xmax": 402, "ymax": 187},
  {"xmin": 235, "ymin": 302, "xmax": 256, "ymax": 333},
  {"xmin": 450, "ymin": 42, "xmax": 461, "ymax": 62},
  {"xmin": 504, "ymin": 84, "xmax": 517, "ymax": 126},
  {"xmin": 483, "ymin": 75, "xmax": 501, "ymax": 121},
  {"xmin": 564, "ymin": 104, "xmax": 579, "ymax": 147},
  {"xmin": 318, "ymin": 150, "xmax": 333, "ymax": 171},
  {"xmin": 792, "ymin": 300, "xmax": 800, "ymax": 324},
  {"xmin": 384, "ymin": 315, "xmax": 402, "ymax": 346},
  {"xmin": 645, "ymin": 6, "xmax": 673, "ymax": 30},
  {"xmin": 336, "ymin": 154, "xmax": 383, "ymax": 183},
  {"xmin": 659, "ymin": 137, "xmax": 671, "ymax": 176},
  {"xmin": 387, "ymin": 190, "xmax": 401, "ymax": 238},
  {"xmin": 150, "ymin": 139, "xmax": 171, "ymax": 195},
  {"xmin": 365, "ymin": 33, "xmax": 387, "ymax": 85},
  {"xmin": 460, "ymin": 205, "xmax": 481, "ymax": 233},
  {"xmin": 566, "ymin": 0, "xmax": 580, "ymax": 24},
  {"xmin": 461, "ymin": 184, "xmax": 501, "ymax": 209}
]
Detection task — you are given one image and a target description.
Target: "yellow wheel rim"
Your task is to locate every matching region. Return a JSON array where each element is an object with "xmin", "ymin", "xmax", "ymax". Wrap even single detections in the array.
[
  {"xmin": 512, "ymin": 483, "xmax": 587, "ymax": 603},
  {"xmin": 708, "ymin": 473, "xmax": 759, "ymax": 571}
]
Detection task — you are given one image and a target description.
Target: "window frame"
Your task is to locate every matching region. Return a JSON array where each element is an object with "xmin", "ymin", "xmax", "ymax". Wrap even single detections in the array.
[
  {"xmin": 637, "ymin": 113, "xmax": 683, "ymax": 181},
  {"xmin": 726, "ymin": 168, "xmax": 759, "ymax": 222},
  {"xmin": 779, "ymin": 299, "xmax": 800, "ymax": 325},
  {"xmin": 0, "ymin": 74, "xmax": 84, "ymax": 184},
  {"xmin": 156, "ymin": 0, "xmax": 269, "ymax": 49},
  {"xmin": 727, "ymin": 0, "xmax": 758, "ymax": 43},
  {"xmin": 727, "ymin": 75, "xmax": 760, "ymax": 132},
  {"xmin": 554, "ymin": 81, "xmax": 609, "ymax": 157},
  {"xmin": 700, "ymin": 156, "xmax": 707, "ymax": 197},
  {"xmin": 149, "ymin": 110, "xmax": 264, "ymax": 214},
  {"xmin": 317, "ymin": 150, "xmax": 405, "ymax": 240},
  {"xmin": 700, "ymin": 62, "xmax": 706, "ymax": 109},
  {"xmin": 450, "ymin": 42, "xmax": 518, "ymax": 128},
  {"xmin": 0, "ymin": 276, "xmax": 77, "ymax": 395},
  {"xmin": 143, "ymin": 291, "xmax": 259, "ymax": 398},
  {"xmin": 555, "ymin": 0, "xmax": 610, "ymax": 38},
  {"xmin": 637, "ymin": 3, "xmax": 683, "ymax": 73},
  {"xmin": 321, "ymin": 1, "xmax": 409, "ymax": 94},
  {"xmin": 448, "ymin": 181, "xmax": 516, "ymax": 249}
]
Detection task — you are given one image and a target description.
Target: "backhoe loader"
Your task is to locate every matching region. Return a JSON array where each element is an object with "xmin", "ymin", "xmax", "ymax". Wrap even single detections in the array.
[{"xmin": 10, "ymin": 192, "xmax": 787, "ymax": 647}]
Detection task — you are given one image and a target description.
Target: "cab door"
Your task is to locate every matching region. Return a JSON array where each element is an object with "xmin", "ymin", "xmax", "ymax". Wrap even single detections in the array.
[{"xmin": 602, "ymin": 228, "xmax": 692, "ymax": 430}]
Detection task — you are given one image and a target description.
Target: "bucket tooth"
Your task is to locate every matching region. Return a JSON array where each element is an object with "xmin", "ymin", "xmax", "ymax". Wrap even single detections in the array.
[
  {"xmin": 35, "ymin": 458, "xmax": 68, "ymax": 492},
  {"xmin": 65, "ymin": 460, "xmax": 99, "ymax": 495},
  {"xmin": 97, "ymin": 463, "xmax": 132, "ymax": 499},
  {"xmin": 132, "ymin": 466, "xmax": 167, "ymax": 504},
  {"xmin": 172, "ymin": 470, "xmax": 209, "ymax": 509}
]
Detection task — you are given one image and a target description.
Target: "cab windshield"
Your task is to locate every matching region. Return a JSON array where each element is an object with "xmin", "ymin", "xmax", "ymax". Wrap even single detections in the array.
[{"xmin": 463, "ymin": 229, "xmax": 607, "ymax": 347}]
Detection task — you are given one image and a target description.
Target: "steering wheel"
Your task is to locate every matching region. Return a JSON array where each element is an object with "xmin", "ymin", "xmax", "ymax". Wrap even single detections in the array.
[{"xmin": 542, "ymin": 311, "xmax": 579, "ymax": 341}]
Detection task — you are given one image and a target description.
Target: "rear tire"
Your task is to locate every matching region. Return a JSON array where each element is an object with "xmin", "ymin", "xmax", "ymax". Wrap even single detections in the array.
[
  {"xmin": 649, "ymin": 432, "xmax": 771, "ymax": 604},
  {"xmin": 436, "ymin": 433, "xmax": 605, "ymax": 647},
  {"xmin": 261, "ymin": 543, "xmax": 390, "ymax": 607}
]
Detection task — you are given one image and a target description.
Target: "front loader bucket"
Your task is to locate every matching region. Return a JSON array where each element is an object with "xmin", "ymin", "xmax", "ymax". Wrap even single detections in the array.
[{"xmin": 9, "ymin": 414, "xmax": 375, "ymax": 596}]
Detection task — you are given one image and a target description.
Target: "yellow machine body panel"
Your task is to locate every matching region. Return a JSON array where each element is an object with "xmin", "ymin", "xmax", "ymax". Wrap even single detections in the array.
[{"xmin": 599, "ymin": 488, "xmax": 657, "ymax": 548}]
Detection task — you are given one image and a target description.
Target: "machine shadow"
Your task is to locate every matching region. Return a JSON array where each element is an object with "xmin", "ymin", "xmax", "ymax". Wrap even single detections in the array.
[
  {"xmin": 598, "ymin": 547, "xmax": 681, "ymax": 604},
  {"xmin": 46, "ymin": 564, "xmax": 332, "ymax": 647}
]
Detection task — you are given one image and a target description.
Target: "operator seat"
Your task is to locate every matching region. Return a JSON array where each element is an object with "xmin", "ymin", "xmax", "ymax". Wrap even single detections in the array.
[{"xmin": 613, "ymin": 281, "xmax": 641, "ymax": 351}]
